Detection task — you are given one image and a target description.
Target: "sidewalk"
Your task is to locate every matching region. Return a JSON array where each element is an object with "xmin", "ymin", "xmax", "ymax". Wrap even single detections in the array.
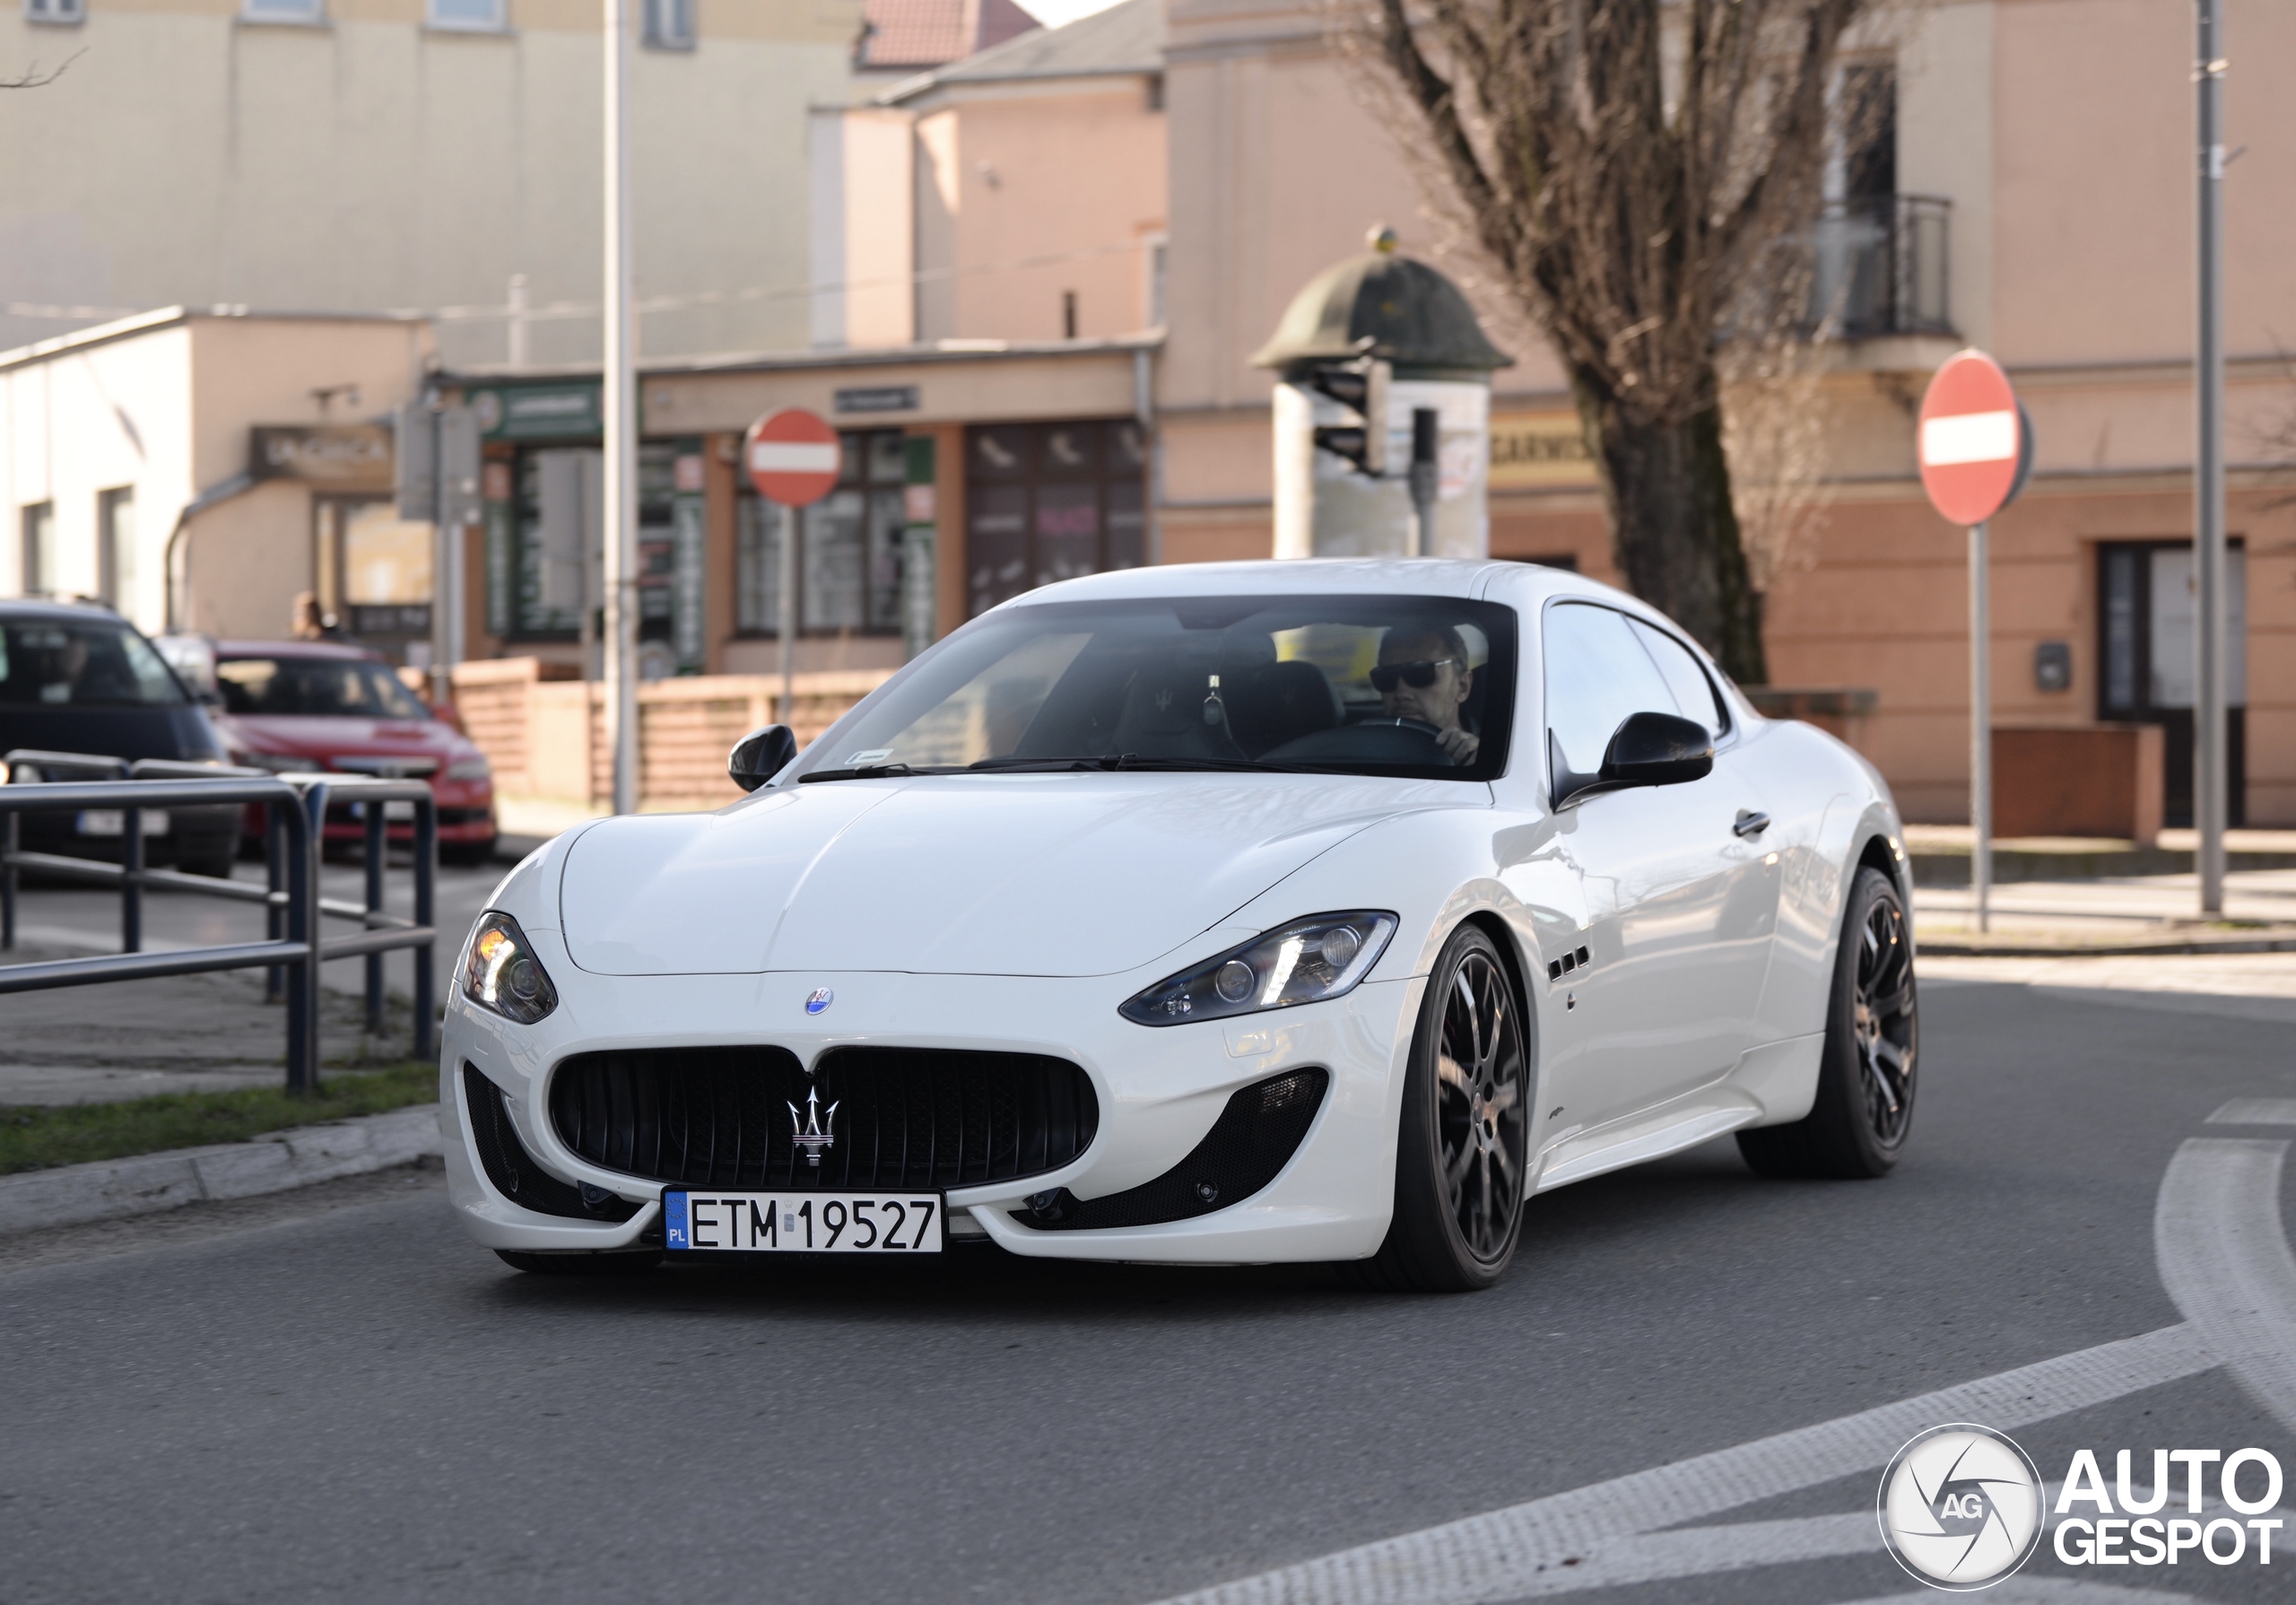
[{"xmin": 1912, "ymin": 863, "xmax": 2296, "ymax": 955}]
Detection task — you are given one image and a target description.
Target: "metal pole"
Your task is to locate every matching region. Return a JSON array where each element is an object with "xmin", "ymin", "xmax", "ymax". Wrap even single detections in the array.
[
  {"xmin": 412, "ymin": 794, "xmax": 436, "ymax": 1062},
  {"xmin": 287, "ymin": 782, "xmax": 321, "ymax": 1094},
  {"xmin": 2195, "ymin": 0, "xmax": 2228, "ymax": 914},
  {"xmin": 1970, "ymin": 520, "xmax": 1992, "ymax": 935},
  {"xmin": 264, "ymin": 802, "xmax": 284, "ymax": 1002},
  {"xmin": 778, "ymin": 502, "xmax": 798, "ymax": 722},
  {"xmin": 602, "ymin": 0, "xmax": 639, "ymax": 816},
  {"xmin": 430, "ymin": 399, "xmax": 452, "ymax": 714},
  {"xmin": 121, "ymin": 803, "xmax": 143, "ymax": 954},
  {"xmin": 1409, "ymin": 407, "xmax": 1439, "ymax": 558},
  {"xmin": 363, "ymin": 802, "xmax": 386, "ymax": 1039},
  {"xmin": 2, "ymin": 810, "xmax": 15, "ymax": 950}
]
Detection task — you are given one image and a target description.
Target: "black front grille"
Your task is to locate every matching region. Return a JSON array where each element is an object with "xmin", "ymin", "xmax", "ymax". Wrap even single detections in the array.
[
  {"xmin": 463, "ymin": 1064, "xmax": 639, "ymax": 1222},
  {"xmin": 548, "ymin": 1047, "xmax": 1099, "ymax": 1191}
]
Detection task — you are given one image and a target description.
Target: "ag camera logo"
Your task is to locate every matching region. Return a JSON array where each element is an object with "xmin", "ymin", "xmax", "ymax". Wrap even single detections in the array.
[{"xmin": 1877, "ymin": 1424, "xmax": 2045, "ymax": 1591}]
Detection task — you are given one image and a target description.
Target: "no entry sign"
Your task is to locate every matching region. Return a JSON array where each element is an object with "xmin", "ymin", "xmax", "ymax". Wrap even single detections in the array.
[
  {"xmin": 1918, "ymin": 351, "xmax": 2031, "ymax": 527},
  {"xmin": 744, "ymin": 409, "xmax": 841, "ymax": 506}
]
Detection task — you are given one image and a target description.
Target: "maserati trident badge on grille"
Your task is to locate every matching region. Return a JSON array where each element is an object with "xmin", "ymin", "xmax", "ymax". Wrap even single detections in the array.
[
  {"xmin": 788, "ymin": 1083, "xmax": 839, "ymax": 1168},
  {"xmin": 804, "ymin": 986, "xmax": 833, "ymax": 1016}
]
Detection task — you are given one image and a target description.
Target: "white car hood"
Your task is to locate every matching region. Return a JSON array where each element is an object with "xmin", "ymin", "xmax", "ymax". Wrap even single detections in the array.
[{"xmin": 556, "ymin": 772, "xmax": 1465, "ymax": 978}]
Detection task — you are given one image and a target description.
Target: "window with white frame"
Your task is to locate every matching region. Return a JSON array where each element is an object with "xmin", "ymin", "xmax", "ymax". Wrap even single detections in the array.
[
  {"xmin": 643, "ymin": 0, "xmax": 693, "ymax": 48},
  {"xmin": 427, "ymin": 0, "xmax": 506, "ymax": 31},
  {"xmin": 241, "ymin": 0, "xmax": 325, "ymax": 22},
  {"xmin": 24, "ymin": 0, "xmax": 87, "ymax": 26}
]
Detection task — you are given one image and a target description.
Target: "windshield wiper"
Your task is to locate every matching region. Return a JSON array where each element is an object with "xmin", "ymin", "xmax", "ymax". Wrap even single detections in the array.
[
  {"xmin": 797, "ymin": 762, "xmax": 961, "ymax": 783},
  {"xmin": 969, "ymin": 754, "xmax": 1301, "ymax": 774}
]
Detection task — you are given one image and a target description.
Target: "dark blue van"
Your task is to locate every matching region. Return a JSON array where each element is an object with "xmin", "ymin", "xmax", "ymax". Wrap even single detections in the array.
[{"xmin": 0, "ymin": 600, "xmax": 239, "ymax": 876}]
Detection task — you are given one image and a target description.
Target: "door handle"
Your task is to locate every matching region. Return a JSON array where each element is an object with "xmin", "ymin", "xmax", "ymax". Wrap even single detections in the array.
[{"xmin": 1732, "ymin": 809, "xmax": 1770, "ymax": 839}]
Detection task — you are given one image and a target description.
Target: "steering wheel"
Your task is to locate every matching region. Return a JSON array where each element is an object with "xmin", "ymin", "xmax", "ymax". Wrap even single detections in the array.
[{"xmin": 1359, "ymin": 717, "xmax": 1447, "ymax": 739}]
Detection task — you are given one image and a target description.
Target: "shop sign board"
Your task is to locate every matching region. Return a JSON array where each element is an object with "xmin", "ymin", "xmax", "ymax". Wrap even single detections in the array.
[
  {"xmin": 744, "ymin": 409, "xmax": 841, "ymax": 506},
  {"xmin": 1918, "ymin": 351, "xmax": 2032, "ymax": 526},
  {"xmin": 249, "ymin": 423, "xmax": 392, "ymax": 487},
  {"xmin": 466, "ymin": 381, "xmax": 604, "ymax": 441}
]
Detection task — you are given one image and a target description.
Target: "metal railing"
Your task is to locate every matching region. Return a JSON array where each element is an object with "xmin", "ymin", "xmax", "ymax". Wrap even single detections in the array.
[
  {"xmin": 0, "ymin": 754, "xmax": 439, "ymax": 1092},
  {"xmin": 1808, "ymin": 194, "xmax": 1952, "ymax": 340}
]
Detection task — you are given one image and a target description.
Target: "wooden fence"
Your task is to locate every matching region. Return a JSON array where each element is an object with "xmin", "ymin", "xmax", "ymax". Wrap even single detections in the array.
[{"xmin": 450, "ymin": 659, "xmax": 895, "ymax": 812}]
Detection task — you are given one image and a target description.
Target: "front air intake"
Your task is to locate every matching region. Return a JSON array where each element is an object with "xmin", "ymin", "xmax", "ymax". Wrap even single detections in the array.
[
  {"xmin": 548, "ymin": 1046, "xmax": 1099, "ymax": 1192},
  {"xmin": 463, "ymin": 1064, "xmax": 639, "ymax": 1222},
  {"xmin": 1017, "ymin": 1068, "xmax": 1328, "ymax": 1231}
]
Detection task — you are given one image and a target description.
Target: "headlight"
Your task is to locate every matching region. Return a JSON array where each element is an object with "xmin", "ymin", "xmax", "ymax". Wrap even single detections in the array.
[
  {"xmin": 1119, "ymin": 911, "xmax": 1396, "ymax": 1026},
  {"xmin": 462, "ymin": 912, "xmax": 558, "ymax": 1025},
  {"xmin": 241, "ymin": 752, "xmax": 322, "ymax": 773},
  {"xmin": 446, "ymin": 755, "xmax": 491, "ymax": 782}
]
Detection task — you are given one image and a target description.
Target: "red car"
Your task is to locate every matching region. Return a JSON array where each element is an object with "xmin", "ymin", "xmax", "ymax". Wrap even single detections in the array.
[{"xmin": 210, "ymin": 640, "xmax": 498, "ymax": 866}]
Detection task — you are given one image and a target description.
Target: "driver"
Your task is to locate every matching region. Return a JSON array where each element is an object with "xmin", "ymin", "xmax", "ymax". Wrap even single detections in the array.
[{"xmin": 1373, "ymin": 625, "xmax": 1477, "ymax": 764}]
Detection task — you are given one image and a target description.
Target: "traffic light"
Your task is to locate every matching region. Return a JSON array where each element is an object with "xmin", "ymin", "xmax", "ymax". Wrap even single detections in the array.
[{"xmin": 1309, "ymin": 359, "xmax": 1390, "ymax": 475}]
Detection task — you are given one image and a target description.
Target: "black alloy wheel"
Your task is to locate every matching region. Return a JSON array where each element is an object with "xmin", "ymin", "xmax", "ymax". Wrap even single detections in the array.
[
  {"xmin": 1358, "ymin": 924, "xmax": 1531, "ymax": 1291},
  {"xmin": 1737, "ymin": 865, "xmax": 1918, "ymax": 1179}
]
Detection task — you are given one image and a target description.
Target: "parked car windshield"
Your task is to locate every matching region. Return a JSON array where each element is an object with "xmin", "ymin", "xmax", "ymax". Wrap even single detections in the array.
[
  {"xmin": 0, "ymin": 616, "xmax": 187, "ymax": 708},
  {"xmin": 216, "ymin": 657, "xmax": 431, "ymax": 721},
  {"xmin": 802, "ymin": 594, "xmax": 1517, "ymax": 781}
]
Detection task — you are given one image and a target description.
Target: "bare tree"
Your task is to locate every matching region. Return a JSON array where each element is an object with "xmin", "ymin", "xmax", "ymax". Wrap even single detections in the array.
[
  {"xmin": 1339, "ymin": 0, "xmax": 1874, "ymax": 682},
  {"xmin": 1, "ymin": 53, "xmax": 80, "ymax": 89}
]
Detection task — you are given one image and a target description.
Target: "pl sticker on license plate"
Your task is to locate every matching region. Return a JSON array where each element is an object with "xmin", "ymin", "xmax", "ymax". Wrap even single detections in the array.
[{"xmin": 663, "ymin": 1190, "xmax": 944, "ymax": 1253}]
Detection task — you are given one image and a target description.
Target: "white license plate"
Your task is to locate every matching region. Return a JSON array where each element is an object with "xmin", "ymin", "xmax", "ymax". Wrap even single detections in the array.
[
  {"xmin": 664, "ymin": 1190, "xmax": 944, "ymax": 1254},
  {"xmin": 347, "ymin": 799, "xmax": 416, "ymax": 821},
  {"xmin": 75, "ymin": 809, "xmax": 170, "ymax": 837}
]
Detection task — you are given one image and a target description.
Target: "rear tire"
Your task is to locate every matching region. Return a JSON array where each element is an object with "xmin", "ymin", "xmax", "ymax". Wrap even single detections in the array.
[
  {"xmin": 494, "ymin": 1250, "xmax": 663, "ymax": 1277},
  {"xmin": 1736, "ymin": 865, "xmax": 1918, "ymax": 1180},
  {"xmin": 1355, "ymin": 924, "xmax": 1531, "ymax": 1292}
]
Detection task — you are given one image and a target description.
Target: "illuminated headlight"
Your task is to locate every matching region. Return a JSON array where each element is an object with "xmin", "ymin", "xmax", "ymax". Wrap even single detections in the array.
[
  {"xmin": 446, "ymin": 755, "xmax": 491, "ymax": 782},
  {"xmin": 1119, "ymin": 911, "xmax": 1396, "ymax": 1026},
  {"xmin": 462, "ymin": 912, "xmax": 558, "ymax": 1025}
]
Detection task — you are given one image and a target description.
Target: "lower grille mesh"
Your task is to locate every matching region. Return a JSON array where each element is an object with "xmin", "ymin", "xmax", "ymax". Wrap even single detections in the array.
[
  {"xmin": 463, "ymin": 1064, "xmax": 639, "ymax": 1221},
  {"xmin": 548, "ymin": 1047, "xmax": 1099, "ymax": 1191}
]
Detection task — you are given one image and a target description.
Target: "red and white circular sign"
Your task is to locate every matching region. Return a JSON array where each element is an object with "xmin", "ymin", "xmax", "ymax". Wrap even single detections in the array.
[
  {"xmin": 1918, "ymin": 351, "xmax": 2025, "ymax": 527},
  {"xmin": 744, "ymin": 409, "xmax": 841, "ymax": 506}
]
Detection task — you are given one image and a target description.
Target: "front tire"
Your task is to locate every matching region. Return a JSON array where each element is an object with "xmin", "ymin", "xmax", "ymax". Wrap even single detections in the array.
[
  {"xmin": 1736, "ymin": 865, "xmax": 1918, "ymax": 1179},
  {"xmin": 1359, "ymin": 925, "xmax": 1531, "ymax": 1292}
]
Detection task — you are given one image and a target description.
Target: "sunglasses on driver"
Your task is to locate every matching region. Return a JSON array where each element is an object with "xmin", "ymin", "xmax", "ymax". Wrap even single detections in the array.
[{"xmin": 1369, "ymin": 658, "xmax": 1462, "ymax": 693}]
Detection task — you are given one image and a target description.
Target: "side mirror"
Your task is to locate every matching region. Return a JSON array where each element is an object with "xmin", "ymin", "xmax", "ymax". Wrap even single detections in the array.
[
  {"xmin": 1551, "ymin": 711, "xmax": 1714, "ymax": 808},
  {"xmin": 1600, "ymin": 711, "xmax": 1714, "ymax": 788},
  {"xmin": 728, "ymin": 725, "xmax": 798, "ymax": 792}
]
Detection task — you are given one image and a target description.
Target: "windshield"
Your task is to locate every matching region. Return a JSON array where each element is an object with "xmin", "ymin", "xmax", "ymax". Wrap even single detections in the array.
[
  {"xmin": 0, "ymin": 618, "xmax": 187, "ymax": 708},
  {"xmin": 216, "ymin": 657, "xmax": 431, "ymax": 720},
  {"xmin": 801, "ymin": 594, "xmax": 1517, "ymax": 781}
]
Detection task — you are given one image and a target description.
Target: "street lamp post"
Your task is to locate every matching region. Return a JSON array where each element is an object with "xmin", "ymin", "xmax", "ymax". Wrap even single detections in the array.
[
  {"xmin": 2194, "ymin": 0, "xmax": 2228, "ymax": 913},
  {"xmin": 601, "ymin": 0, "xmax": 639, "ymax": 817}
]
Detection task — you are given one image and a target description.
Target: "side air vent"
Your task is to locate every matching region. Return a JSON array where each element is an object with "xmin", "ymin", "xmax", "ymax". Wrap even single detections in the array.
[
  {"xmin": 463, "ymin": 1064, "xmax": 639, "ymax": 1222},
  {"xmin": 1017, "ymin": 1068, "xmax": 1327, "ymax": 1231}
]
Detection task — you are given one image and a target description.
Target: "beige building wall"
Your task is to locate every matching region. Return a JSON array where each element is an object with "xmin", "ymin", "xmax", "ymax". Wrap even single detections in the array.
[
  {"xmin": 0, "ymin": 310, "xmax": 428, "ymax": 640},
  {"xmin": 0, "ymin": 0, "xmax": 859, "ymax": 368}
]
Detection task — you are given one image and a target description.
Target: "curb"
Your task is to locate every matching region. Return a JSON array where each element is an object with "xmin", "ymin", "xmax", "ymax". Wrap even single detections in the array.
[
  {"xmin": 0, "ymin": 1103, "xmax": 444, "ymax": 1237},
  {"xmin": 1918, "ymin": 933, "xmax": 2296, "ymax": 958}
]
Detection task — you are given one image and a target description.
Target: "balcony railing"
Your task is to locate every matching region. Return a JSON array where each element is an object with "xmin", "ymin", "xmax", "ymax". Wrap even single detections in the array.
[{"xmin": 1807, "ymin": 194, "xmax": 1952, "ymax": 339}]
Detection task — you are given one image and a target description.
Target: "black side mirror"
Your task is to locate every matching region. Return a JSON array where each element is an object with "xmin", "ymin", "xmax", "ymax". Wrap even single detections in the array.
[
  {"xmin": 1601, "ymin": 711, "xmax": 1714, "ymax": 787},
  {"xmin": 1552, "ymin": 711, "xmax": 1714, "ymax": 808},
  {"xmin": 728, "ymin": 725, "xmax": 798, "ymax": 792}
]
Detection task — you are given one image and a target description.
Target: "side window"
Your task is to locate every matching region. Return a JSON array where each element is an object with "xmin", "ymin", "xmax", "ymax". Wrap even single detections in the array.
[
  {"xmin": 1627, "ymin": 617, "xmax": 1727, "ymax": 735},
  {"xmin": 1542, "ymin": 602, "xmax": 1678, "ymax": 781}
]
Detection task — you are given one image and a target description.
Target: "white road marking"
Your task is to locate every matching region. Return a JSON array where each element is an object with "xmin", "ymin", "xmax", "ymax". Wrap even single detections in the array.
[
  {"xmin": 1147, "ymin": 1324, "xmax": 2213, "ymax": 1605},
  {"xmin": 2207, "ymin": 1099, "xmax": 2296, "ymax": 1125},
  {"xmin": 2154, "ymin": 1137, "xmax": 2296, "ymax": 1432},
  {"xmin": 1851, "ymin": 1583, "xmax": 2191, "ymax": 1604}
]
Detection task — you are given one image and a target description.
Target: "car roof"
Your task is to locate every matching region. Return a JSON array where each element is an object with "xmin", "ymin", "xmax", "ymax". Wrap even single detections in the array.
[
  {"xmin": 214, "ymin": 639, "xmax": 387, "ymax": 662},
  {"xmin": 0, "ymin": 598, "xmax": 135, "ymax": 626}
]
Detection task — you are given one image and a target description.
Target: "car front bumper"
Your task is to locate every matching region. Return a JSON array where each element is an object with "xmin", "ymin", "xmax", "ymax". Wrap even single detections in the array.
[{"xmin": 440, "ymin": 945, "xmax": 1420, "ymax": 1265}]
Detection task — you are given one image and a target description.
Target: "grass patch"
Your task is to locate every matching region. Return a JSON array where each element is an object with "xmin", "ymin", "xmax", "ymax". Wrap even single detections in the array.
[{"xmin": 0, "ymin": 1061, "xmax": 439, "ymax": 1175}]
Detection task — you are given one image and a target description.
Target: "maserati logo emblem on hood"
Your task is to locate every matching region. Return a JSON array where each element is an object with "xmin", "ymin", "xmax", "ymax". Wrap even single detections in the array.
[
  {"xmin": 804, "ymin": 987, "xmax": 833, "ymax": 1015},
  {"xmin": 788, "ymin": 1083, "xmax": 839, "ymax": 1168}
]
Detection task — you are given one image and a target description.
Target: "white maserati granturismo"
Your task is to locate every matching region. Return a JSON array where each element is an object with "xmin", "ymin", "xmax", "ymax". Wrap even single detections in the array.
[{"xmin": 443, "ymin": 559, "xmax": 1917, "ymax": 1291}]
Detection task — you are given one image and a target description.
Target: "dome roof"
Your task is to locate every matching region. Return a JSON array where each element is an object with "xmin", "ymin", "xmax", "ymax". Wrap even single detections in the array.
[{"xmin": 1251, "ymin": 249, "xmax": 1512, "ymax": 379}]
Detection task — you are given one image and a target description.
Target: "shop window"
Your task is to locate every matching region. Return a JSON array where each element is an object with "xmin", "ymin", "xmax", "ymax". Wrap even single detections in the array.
[
  {"xmin": 2097, "ymin": 540, "xmax": 2248, "ymax": 828},
  {"xmin": 317, "ymin": 497, "xmax": 432, "ymax": 663},
  {"xmin": 737, "ymin": 430, "xmax": 906, "ymax": 637},
  {"xmin": 643, "ymin": 0, "xmax": 693, "ymax": 48},
  {"xmin": 964, "ymin": 421, "xmax": 1146, "ymax": 618}
]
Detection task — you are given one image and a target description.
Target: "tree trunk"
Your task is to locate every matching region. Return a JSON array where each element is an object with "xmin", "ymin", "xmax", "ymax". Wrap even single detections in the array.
[{"xmin": 1577, "ymin": 373, "xmax": 1770, "ymax": 686}]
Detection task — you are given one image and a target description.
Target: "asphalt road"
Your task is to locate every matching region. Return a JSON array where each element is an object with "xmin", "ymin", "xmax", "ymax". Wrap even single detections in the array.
[{"xmin": 3, "ymin": 976, "xmax": 2292, "ymax": 1605}]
